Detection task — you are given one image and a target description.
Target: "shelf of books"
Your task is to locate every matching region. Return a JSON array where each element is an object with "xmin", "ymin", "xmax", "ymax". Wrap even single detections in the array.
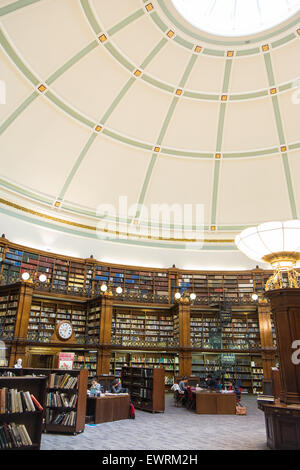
[
  {"xmin": 191, "ymin": 353, "xmax": 263, "ymax": 394},
  {"xmin": 86, "ymin": 299, "xmax": 101, "ymax": 344},
  {"xmin": 0, "ymin": 375, "xmax": 47, "ymax": 449},
  {"xmin": 27, "ymin": 299, "xmax": 87, "ymax": 343},
  {"xmin": 190, "ymin": 312, "xmax": 261, "ymax": 350},
  {"xmin": 0, "ymin": 285, "xmax": 20, "ymax": 341},
  {"xmin": 121, "ymin": 366, "xmax": 165, "ymax": 412},
  {"xmin": 270, "ymin": 315, "xmax": 277, "ymax": 349},
  {"xmin": 110, "ymin": 351, "xmax": 178, "ymax": 386},
  {"xmin": 111, "ymin": 308, "xmax": 176, "ymax": 347},
  {"xmin": 71, "ymin": 350, "xmax": 98, "ymax": 379},
  {"xmin": 0, "ymin": 368, "xmax": 88, "ymax": 434}
]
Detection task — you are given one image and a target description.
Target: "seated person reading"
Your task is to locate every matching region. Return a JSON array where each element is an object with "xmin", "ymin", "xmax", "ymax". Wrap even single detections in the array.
[
  {"xmin": 178, "ymin": 377, "xmax": 189, "ymax": 404},
  {"xmin": 205, "ymin": 374, "xmax": 218, "ymax": 389},
  {"xmin": 90, "ymin": 378, "xmax": 104, "ymax": 395},
  {"xmin": 111, "ymin": 378, "xmax": 128, "ymax": 394}
]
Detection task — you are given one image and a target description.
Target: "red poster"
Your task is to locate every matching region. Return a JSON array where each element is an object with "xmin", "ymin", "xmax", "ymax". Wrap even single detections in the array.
[{"xmin": 58, "ymin": 352, "xmax": 74, "ymax": 370}]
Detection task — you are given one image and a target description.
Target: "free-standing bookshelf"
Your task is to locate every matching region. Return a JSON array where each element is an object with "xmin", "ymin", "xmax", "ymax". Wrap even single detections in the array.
[
  {"xmin": 0, "ymin": 368, "xmax": 88, "ymax": 434},
  {"xmin": 0, "ymin": 375, "xmax": 47, "ymax": 449},
  {"xmin": 121, "ymin": 366, "xmax": 165, "ymax": 412}
]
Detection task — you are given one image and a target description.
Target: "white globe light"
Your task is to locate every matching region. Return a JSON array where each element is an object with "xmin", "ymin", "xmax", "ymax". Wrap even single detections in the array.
[
  {"xmin": 175, "ymin": 292, "xmax": 181, "ymax": 300},
  {"xmin": 190, "ymin": 293, "xmax": 196, "ymax": 300},
  {"xmin": 116, "ymin": 286, "xmax": 123, "ymax": 294},
  {"xmin": 39, "ymin": 274, "xmax": 47, "ymax": 283},
  {"xmin": 252, "ymin": 293, "xmax": 258, "ymax": 301},
  {"xmin": 235, "ymin": 220, "xmax": 300, "ymax": 268},
  {"xmin": 100, "ymin": 284, "xmax": 108, "ymax": 292},
  {"xmin": 22, "ymin": 272, "xmax": 30, "ymax": 281}
]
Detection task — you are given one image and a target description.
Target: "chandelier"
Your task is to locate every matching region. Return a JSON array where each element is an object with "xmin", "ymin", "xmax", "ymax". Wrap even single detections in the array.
[{"xmin": 235, "ymin": 220, "xmax": 300, "ymax": 290}]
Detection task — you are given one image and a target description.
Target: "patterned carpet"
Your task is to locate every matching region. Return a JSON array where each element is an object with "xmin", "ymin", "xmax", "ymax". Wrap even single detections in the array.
[{"xmin": 40, "ymin": 394, "xmax": 268, "ymax": 450}]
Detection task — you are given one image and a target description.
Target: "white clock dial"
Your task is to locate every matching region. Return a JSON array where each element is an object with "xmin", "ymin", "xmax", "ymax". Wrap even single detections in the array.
[{"xmin": 58, "ymin": 322, "xmax": 73, "ymax": 339}]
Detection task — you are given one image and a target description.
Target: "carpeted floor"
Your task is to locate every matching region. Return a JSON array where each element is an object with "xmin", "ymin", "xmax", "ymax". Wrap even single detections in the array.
[{"xmin": 40, "ymin": 394, "xmax": 268, "ymax": 450}]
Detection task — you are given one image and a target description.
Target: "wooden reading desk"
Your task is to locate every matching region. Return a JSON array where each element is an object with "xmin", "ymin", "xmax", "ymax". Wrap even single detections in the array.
[
  {"xmin": 192, "ymin": 390, "xmax": 236, "ymax": 414},
  {"xmin": 86, "ymin": 393, "xmax": 130, "ymax": 424}
]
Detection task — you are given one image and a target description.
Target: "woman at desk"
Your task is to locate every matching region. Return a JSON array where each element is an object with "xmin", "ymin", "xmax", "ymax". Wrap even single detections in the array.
[
  {"xmin": 111, "ymin": 378, "xmax": 128, "ymax": 394},
  {"xmin": 90, "ymin": 378, "xmax": 104, "ymax": 395}
]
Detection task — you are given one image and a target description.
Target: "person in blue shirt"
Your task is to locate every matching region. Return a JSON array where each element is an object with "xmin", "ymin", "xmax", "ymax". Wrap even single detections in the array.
[
  {"xmin": 90, "ymin": 378, "xmax": 104, "ymax": 395},
  {"xmin": 111, "ymin": 378, "xmax": 128, "ymax": 394}
]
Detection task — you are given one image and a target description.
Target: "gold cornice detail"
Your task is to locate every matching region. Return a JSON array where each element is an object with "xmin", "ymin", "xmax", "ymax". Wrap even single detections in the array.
[{"xmin": 0, "ymin": 198, "xmax": 235, "ymax": 243}]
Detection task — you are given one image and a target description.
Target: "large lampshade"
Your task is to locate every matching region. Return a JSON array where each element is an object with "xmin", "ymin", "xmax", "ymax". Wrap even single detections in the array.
[
  {"xmin": 235, "ymin": 220, "xmax": 300, "ymax": 269},
  {"xmin": 235, "ymin": 220, "xmax": 300, "ymax": 290}
]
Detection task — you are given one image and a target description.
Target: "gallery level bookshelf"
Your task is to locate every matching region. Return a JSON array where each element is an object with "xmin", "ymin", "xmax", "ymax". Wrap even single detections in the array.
[{"xmin": 0, "ymin": 375, "xmax": 47, "ymax": 449}]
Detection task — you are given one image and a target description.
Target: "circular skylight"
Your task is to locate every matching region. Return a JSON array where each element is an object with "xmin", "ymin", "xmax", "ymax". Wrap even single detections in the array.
[{"xmin": 171, "ymin": 0, "xmax": 300, "ymax": 37}]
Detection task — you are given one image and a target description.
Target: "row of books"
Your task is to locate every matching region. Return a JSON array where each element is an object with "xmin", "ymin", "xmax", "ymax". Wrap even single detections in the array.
[
  {"xmin": 0, "ymin": 422, "xmax": 32, "ymax": 448},
  {"xmin": 48, "ymin": 373, "xmax": 78, "ymax": 389},
  {"xmin": 0, "ymin": 388, "xmax": 43, "ymax": 414},
  {"xmin": 46, "ymin": 392, "xmax": 78, "ymax": 408},
  {"xmin": 45, "ymin": 410, "xmax": 77, "ymax": 426}
]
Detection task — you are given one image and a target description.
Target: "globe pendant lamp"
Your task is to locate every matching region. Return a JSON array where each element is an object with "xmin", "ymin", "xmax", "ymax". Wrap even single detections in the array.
[{"xmin": 235, "ymin": 220, "xmax": 300, "ymax": 290}]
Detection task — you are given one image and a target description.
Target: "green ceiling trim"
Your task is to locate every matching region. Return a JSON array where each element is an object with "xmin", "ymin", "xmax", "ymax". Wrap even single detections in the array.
[
  {"xmin": 0, "ymin": 0, "xmax": 42, "ymax": 16},
  {"xmin": 140, "ymin": 37, "xmax": 168, "ymax": 68},
  {"xmin": 271, "ymin": 95, "xmax": 285, "ymax": 145},
  {"xmin": 223, "ymin": 147, "xmax": 279, "ymax": 159},
  {"xmin": 289, "ymin": 142, "xmax": 300, "ymax": 150},
  {"xmin": 202, "ymin": 49, "xmax": 225, "ymax": 57},
  {"xmin": 58, "ymin": 133, "xmax": 97, "ymax": 200},
  {"xmin": 161, "ymin": 148, "xmax": 214, "ymax": 159},
  {"xmin": 278, "ymin": 82, "xmax": 292, "ymax": 92},
  {"xmin": 80, "ymin": 0, "xmax": 101, "ymax": 35},
  {"xmin": 107, "ymin": 8, "xmax": 145, "ymax": 36},
  {"xmin": 211, "ymin": 159, "xmax": 221, "ymax": 225},
  {"xmin": 263, "ymin": 53, "xmax": 275, "ymax": 87},
  {"xmin": 141, "ymin": 74, "xmax": 175, "ymax": 93},
  {"xmin": 281, "ymin": 152, "xmax": 298, "ymax": 219},
  {"xmin": 45, "ymin": 91, "xmax": 95, "ymax": 128},
  {"xmin": 235, "ymin": 48, "xmax": 260, "ymax": 57},
  {"xmin": 210, "ymin": 57, "xmax": 232, "ymax": 226},
  {"xmin": 229, "ymin": 90, "xmax": 269, "ymax": 101},
  {"xmin": 0, "ymin": 29, "xmax": 39, "ymax": 86},
  {"xmin": 0, "ymin": 91, "xmax": 38, "ymax": 135},
  {"xmin": 102, "ymin": 129, "xmax": 152, "ymax": 151},
  {"xmin": 0, "ymin": 177, "xmax": 52, "ymax": 205},
  {"xmin": 0, "ymin": 202, "xmax": 237, "ymax": 250},
  {"xmin": 157, "ymin": 96, "xmax": 179, "ymax": 145},
  {"xmin": 271, "ymin": 33, "xmax": 296, "ymax": 49},
  {"xmin": 104, "ymin": 42, "xmax": 135, "ymax": 72},
  {"xmin": 46, "ymin": 40, "xmax": 98, "ymax": 85},
  {"xmin": 183, "ymin": 91, "xmax": 219, "ymax": 100},
  {"xmin": 134, "ymin": 51, "xmax": 200, "ymax": 214},
  {"xmin": 263, "ymin": 52, "xmax": 298, "ymax": 219},
  {"xmin": 178, "ymin": 54, "xmax": 198, "ymax": 88},
  {"xmin": 216, "ymin": 103, "xmax": 226, "ymax": 152},
  {"xmin": 222, "ymin": 60, "xmax": 233, "ymax": 94},
  {"xmin": 100, "ymin": 77, "xmax": 135, "ymax": 124},
  {"xmin": 157, "ymin": 0, "xmax": 300, "ymax": 49},
  {"xmin": 149, "ymin": 11, "xmax": 168, "ymax": 33},
  {"xmin": 135, "ymin": 153, "xmax": 157, "ymax": 219},
  {"xmin": 174, "ymin": 35, "xmax": 194, "ymax": 50}
]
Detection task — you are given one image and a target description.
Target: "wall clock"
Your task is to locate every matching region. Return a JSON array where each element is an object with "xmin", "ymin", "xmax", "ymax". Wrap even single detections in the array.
[{"xmin": 56, "ymin": 321, "xmax": 73, "ymax": 341}]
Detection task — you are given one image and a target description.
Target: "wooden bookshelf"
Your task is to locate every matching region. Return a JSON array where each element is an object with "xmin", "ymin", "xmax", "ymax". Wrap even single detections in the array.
[
  {"xmin": 0, "ymin": 375, "xmax": 47, "ymax": 449},
  {"xmin": 121, "ymin": 366, "xmax": 165, "ymax": 412},
  {"xmin": 0, "ymin": 368, "xmax": 88, "ymax": 434}
]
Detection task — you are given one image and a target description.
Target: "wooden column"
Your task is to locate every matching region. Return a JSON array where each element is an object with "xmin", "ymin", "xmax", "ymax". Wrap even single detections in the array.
[
  {"xmin": 266, "ymin": 288, "xmax": 300, "ymax": 404},
  {"xmin": 9, "ymin": 281, "xmax": 34, "ymax": 367},
  {"xmin": 174, "ymin": 300, "xmax": 192, "ymax": 376},
  {"xmin": 257, "ymin": 299, "xmax": 276, "ymax": 394},
  {"xmin": 97, "ymin": 294, "xmax": 113, "ymax": 375}
]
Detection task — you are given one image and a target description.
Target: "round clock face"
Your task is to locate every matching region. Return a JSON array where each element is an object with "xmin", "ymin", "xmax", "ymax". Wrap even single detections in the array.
[{"xmin": 57, "ymin": 322, "xmax": 73, "ymax": 340}]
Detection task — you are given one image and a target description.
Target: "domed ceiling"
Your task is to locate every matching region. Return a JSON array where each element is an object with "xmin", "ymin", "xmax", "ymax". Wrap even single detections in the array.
[{"xmin": 0, "ymin": 0, "xmax": 300, "ymax": 268}]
